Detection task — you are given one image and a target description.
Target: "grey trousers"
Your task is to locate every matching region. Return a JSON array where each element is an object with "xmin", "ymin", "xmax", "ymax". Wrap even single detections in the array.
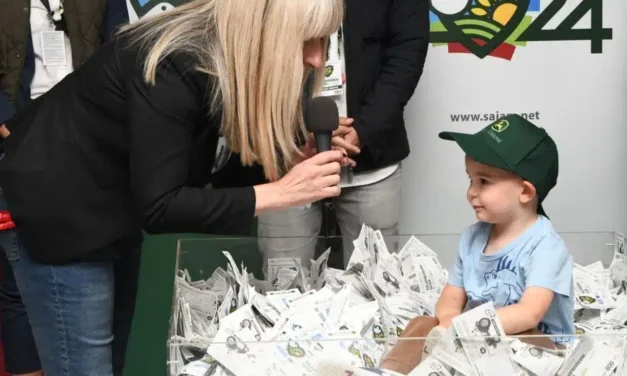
[{"xmin": 258, "ymin": 166, "xmax": 402, "ymax": 275}]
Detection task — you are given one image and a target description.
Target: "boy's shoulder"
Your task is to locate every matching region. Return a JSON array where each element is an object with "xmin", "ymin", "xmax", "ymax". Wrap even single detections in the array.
[
  {"xmin": 459, "ymin": 216, "xmax": 571, "ymax": 258},
  {"xmin": 457, "ymin": 221, "xmax": 490, "ymax": 255},
  {"xmin": 514, "ymin": 217, "xmax": 573, "ymax": 266},
  {"xmin": 522, "ymin": 215, "xmax": 569, "ymax": 253}
]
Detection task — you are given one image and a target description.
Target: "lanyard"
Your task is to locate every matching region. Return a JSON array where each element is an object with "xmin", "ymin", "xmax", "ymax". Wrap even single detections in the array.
[
  {"xmin": 40, "ymin": 0, "xmax": 67, "ymax": 32},
  {"xmin": 326, "ymin": 26, "xmax": 343, "ymax": 62}
]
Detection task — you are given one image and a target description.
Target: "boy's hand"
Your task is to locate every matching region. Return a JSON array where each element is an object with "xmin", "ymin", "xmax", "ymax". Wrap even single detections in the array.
[{"xmin": 438, "ymin": 315, "xmax": 457, "ymax": 329}]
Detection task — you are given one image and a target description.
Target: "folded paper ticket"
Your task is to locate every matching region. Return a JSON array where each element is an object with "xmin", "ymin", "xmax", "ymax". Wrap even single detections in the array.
[{"xmin": 170, "ymin": 227, "xmax": 627, "ymax": 376}]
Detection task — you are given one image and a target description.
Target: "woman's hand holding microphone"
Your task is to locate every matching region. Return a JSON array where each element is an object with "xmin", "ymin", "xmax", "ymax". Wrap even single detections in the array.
[
  {"xmin": 254, "ymin": 97, "xmax": 360, "ymax": 214},
  {"xmin": 254, "ymin": 149, "xmax": 350, "ymax": 215}
]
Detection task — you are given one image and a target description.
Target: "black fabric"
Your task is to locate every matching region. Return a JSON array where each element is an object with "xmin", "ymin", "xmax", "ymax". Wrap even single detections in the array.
[
  {"xmin": 112, "ymin": 246, "xmax": 142, "ymax": 376},
  {"xmin": 343, "ymin": 0, "xmax": 429, "ymax": 172},
  {"xmin": 0, "ymin": 250, "xmax": 41, "ymax": 373},
  {"xmin": 0, "ymin": 37, "xmax": 260, "ymax": 264}
]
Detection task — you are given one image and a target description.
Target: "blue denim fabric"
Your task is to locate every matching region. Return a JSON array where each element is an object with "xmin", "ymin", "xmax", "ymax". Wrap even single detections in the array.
[{"xmin": 0, "ymin": 194, "xmax": 141, "ymax": 376}]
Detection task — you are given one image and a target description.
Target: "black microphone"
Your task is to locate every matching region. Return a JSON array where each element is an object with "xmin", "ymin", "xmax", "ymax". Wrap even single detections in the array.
[
  {"xmin": 304, "ymin": 97, "xmax": 340, "ymax": 240},
  {"xmin": 304, "ymin": 97, "xmax": 339, "ymax": 153}
]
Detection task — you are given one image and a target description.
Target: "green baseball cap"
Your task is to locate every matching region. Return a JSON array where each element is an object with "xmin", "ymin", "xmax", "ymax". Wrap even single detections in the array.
[{"xmin": 439, "ymin": 114, "xmax": 558, "ymax": 217}]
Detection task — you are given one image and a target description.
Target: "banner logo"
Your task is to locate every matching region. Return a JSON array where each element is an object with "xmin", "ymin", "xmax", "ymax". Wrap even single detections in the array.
[
  {"xmin": 126, "ymin": 0, "xmax": 186, "ymax": 20},
  {"xmin": 430, "ymin": 0, "xmax": 613, "ymax": 60},
  {"xmin": 491, "ymin": 120, "xmax": 509, "ymax": 132}
]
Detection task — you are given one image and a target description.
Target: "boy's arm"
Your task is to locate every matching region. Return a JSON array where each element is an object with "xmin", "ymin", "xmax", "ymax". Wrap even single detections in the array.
[
  {"xmin": 435, "ymin": 245, "xmax": 467, "ymax": 327},
  {"xmin": 498, "ymin": 235, "xmax": 573, "ymax": 335},
  {"xmin": 496, "ymin": 287, "xmax": 554, "ymax": 334},
  {"xmin": 435, "ymin": 284, "xmax": 467, "ymax": 328}
]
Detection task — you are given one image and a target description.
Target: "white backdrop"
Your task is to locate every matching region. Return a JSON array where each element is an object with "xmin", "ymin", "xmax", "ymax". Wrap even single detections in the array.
[
  {"xmin": 123, "ymin": 0, "xmax": 626, "ymax": 260},
  {"xmin": 400, "ymin": 0, "xmax": 627, "ymax": 240}
]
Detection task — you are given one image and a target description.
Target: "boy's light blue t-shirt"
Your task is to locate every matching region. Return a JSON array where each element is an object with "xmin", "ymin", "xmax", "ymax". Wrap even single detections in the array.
[{"xmin": 448, "ymin": 215, "xmax": 574, "ymax": 343}]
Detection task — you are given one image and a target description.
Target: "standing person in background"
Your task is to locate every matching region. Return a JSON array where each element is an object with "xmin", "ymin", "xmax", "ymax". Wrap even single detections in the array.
[
  {"xmin": 0, "ymin": 1, "xmax": 128, "ymax": 375},
  {"xmin": 258, "ymin": 0, "xmax": 430, "ymax": 271}
]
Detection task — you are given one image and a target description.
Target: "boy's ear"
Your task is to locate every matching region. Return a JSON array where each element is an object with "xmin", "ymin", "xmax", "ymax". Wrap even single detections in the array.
[{"xmin": 520, "ymin": 180, "xmax": 537, "ymax": 205}]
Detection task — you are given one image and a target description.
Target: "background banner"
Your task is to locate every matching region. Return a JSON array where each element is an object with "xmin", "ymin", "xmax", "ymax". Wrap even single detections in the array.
[
  {"xmin": 400, "ymin": 0, "xmax": 626, "ymax": 238},
  {"xmin": 124, "ymin": 0, "xmax": 625, "ymax": 237}
]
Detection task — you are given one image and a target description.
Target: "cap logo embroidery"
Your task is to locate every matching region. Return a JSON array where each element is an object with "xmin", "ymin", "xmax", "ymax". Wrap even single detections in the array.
[{"xmin": 491, "ymin": 120, "xmax": 509, "ymax": 133}]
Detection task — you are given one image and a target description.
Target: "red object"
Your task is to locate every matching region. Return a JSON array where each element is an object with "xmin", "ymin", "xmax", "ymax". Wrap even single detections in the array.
[
  {"xmin": 0, "ymin": 211, "xmax": 13, "ymax": 231},
  {"xmin": 447, "ymin": 39, "xmax": 517, "ymax": 61}
]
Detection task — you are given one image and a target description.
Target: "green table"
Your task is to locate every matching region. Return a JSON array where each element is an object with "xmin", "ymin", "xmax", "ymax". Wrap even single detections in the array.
[{"xmin": 123, "ymin": 231, "xmax": 263, "ymax": 376}]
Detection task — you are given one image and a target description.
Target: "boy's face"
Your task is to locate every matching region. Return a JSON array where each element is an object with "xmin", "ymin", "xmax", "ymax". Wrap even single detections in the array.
[{"xmin": 465, "ymin": 156, "xmax": 532, "ymax": 224}]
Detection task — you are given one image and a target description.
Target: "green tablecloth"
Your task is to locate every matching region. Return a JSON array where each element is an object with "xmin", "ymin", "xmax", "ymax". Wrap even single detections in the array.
[{"xmin": 123, "ymin": 231, "xmax": 263, "ymax": 376}]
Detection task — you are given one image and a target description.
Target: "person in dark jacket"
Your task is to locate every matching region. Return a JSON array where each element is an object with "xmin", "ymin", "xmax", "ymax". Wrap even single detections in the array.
[
  {"xmin": 0, "ymin": 0, "xmax": 348, "ymax": 375},
  {"xmin": 0, "ymin": 1, "xmax": 128, "ymax": 375},
  {"xmin": 258, "ymin": 0, "xmax": 430, "ymax": 271}
]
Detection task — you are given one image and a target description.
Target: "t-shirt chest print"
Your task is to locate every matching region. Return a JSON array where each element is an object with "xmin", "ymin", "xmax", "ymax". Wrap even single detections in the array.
[{"xmin": 466, "ymin": 255, "xmax": 524, "ymax": 309}]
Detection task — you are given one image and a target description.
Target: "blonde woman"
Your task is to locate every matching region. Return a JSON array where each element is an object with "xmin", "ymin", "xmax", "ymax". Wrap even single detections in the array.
[{"xmin": 0, "ymin": 0, "xmax": 345, "ymax": 375}]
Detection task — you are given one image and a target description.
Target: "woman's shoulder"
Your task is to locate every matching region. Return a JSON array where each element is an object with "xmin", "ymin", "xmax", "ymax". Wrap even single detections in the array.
[{"xmin": 112, "ymin": 34, "xmax": 211, "ymax": 94}]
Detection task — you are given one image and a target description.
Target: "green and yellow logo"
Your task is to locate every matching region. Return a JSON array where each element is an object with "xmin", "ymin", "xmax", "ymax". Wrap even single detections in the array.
[
  {"xmin": 429, "ymin": 0, "xmax": 613, "ymax": 60},
  {"xmin": 491, "ymin": 120, "xmax": 509, "ymax": 132},
  {"xmin": 325, "ymin": 65, "xmax": 334, "ymax": 77}
]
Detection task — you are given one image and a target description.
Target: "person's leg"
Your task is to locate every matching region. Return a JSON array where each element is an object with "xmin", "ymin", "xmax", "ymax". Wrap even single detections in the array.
[
  {"xmin": 9, "ymin": 240, "xmax": 116, "ymax": 376},
  {"xmin": 257, "ymin": 204, "xmax": 322, "ymax": 276},
  {"xmin": 380, "ymin": 316, "xmax": 439, "ymax": 375},
  {"xmin": 0, "ymin": 250, "xmax": 42, "ymax": 376},
  {"xmin": 0, "ymin": 189, "xmax": 43, "ymax": 376},
  {"xmin": 335, "ymin": 166, "xmax": 402, "ymax": 267},
  {"xmin": 381, "ymin": 319, "xmax": 565, "ymax": 375},
  {"xmin": 111, "ymin": 248, "xmax": 142, "ymax": 376}
]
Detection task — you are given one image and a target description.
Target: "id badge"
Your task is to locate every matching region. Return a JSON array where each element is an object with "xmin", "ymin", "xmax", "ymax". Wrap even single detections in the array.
[
  {"xmin": 41, "ymin": 31, "xmax": 67, "ymax": 66},
  {"xmin": 321, "ymin": 60, "xmax": 343, "ymax": 97}
]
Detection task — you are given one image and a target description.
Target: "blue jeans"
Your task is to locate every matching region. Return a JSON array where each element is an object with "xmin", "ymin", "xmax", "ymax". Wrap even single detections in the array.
[{"xmin": 0, "ymin": 195, "xmax": 141, "ymax": 376}]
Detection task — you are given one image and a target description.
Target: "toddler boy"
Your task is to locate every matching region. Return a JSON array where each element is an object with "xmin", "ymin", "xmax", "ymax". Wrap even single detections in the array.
[{"xmin": 380, "ymin": 115, "xmax": 574, "ymax": 374}]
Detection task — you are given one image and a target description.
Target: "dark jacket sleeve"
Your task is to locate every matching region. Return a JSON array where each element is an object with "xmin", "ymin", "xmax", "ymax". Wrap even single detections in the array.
[
  {"xmin": 352, "ymin": 0, "xmax": 429, "ymax": 150},
  {"xmin": 211, "ymin": 155, "xmax": 268, "ymax": 189},
  {"xmin": 102, "ymin": 0, "xmax": 129, "ymax": 43},
  {"xmin": 0, "ymin": 91, "xmax": 15, "ymax": 125},
  {"xmin": 127, "ymin": 57, "xmax": 257, "ymax": 235}
]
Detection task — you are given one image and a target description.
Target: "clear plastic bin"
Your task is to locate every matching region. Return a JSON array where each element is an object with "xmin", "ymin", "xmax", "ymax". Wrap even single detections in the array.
[{"xmin": 167, "ymin": 232, "xmax": 625, "ymax": 375}]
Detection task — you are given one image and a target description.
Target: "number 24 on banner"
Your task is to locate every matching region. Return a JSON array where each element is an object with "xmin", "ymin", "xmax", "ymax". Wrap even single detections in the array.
[
  {"xmin": 429, "ymin": 0, "xmax": 613, "ymax": 59},
  {"xmin": 518, "ymin": 0, "xmax": 612, "ymax": 53}
]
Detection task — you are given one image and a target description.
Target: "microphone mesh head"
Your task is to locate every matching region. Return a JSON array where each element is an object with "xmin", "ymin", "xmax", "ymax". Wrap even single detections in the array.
[{"xmin": 304, "ymin": 97, "xmax": 339, "ymax": 133}]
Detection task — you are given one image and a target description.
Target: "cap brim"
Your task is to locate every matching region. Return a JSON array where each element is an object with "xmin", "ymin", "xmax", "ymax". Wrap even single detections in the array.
[{"xmin": 439, "ymin": 132, "xmax": 510, "ymax": 171}]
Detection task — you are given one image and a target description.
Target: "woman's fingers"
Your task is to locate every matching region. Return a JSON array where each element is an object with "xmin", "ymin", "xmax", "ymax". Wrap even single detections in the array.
[
  {"xmin": 317, "ymin": 161, "xmax": 342, "ymax": 177},
  {"xmin": 332, "ymin": 136, "xmax": 360, "ymax": 154},
  {"xmin": 333, "ymin": 125, "xmax": 353, "ymax": 137},
  {"xmin": 339, "ymin": 117, "xmax": 354, "ymax": 126},
  {"xmin": 307, "ymin": 150, "xmax": 345, "ymax": 166}
]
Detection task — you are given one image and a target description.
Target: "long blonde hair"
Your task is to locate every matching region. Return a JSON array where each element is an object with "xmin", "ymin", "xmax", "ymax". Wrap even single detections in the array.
[{"xmin": 119, "ymin": 0, "xmax": 343, "ymax": 181}]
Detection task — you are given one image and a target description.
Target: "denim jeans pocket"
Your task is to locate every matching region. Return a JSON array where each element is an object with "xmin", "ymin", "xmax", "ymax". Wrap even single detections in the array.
[{"xmin": 0, "ymin": 228, "xmax": 20, "ymax": 262}]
